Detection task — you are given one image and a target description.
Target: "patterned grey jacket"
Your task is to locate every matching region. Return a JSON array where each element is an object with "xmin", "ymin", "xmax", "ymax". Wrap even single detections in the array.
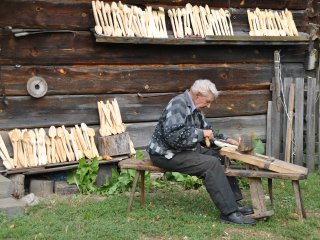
[{"xmin": 147, "ymin": 90, "xmax": 226, "ymax": 158}]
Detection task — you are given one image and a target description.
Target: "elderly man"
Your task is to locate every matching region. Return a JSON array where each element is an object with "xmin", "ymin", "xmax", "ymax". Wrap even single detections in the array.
[{"xmin": 147, "ymin": 79, "xmax": 256, "ymax": 225}]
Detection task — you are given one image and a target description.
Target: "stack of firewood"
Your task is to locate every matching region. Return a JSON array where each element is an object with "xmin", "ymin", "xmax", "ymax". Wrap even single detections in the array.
[
  {"xmin": 97, "ymin": 98, "xmax": 126, "ymax": 137},
  {"xmin": 92, "ymin": 0, "xmax": 168, "ymax": 38},
  {"xmin": 247, "ymin": 8, "xmax": 298, "ymax": 36},
  {"xmin": 3, "ymin": 124, "xmax": 100, "ymax": 169},
  {"xmin": 168, "ymin": 4, "xmax": 233, "ymax": 38}
]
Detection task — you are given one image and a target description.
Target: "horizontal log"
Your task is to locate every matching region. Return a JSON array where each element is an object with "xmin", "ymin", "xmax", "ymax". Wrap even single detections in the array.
[
  {"xmin": 0, "ymin": 63, "xmax": 282, "ymax": 95},
  {"xmin": 0, "ymin": 114, "xmax": 267, "ymax": 161},
  {"xmin": 127, "ymin": 115, "xmax": 267, "ymax": 149},
  {"xmin": 0, "ymin": 31, "xmax": 307, "ymax": 65},
  {"xmin": 0, "ymin": 91, "xmax": 270, "ymax": 129},
  {"xmin": 2, "ymin": 63, "xmax": 303, "ymax": 95},
  {"xmin": 0, "ymin": 1, "xmax": 308, "ymax": 30}
]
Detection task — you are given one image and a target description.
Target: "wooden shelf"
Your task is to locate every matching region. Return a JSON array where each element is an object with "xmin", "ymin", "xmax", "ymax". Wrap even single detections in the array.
[
  {"xmin": 4, "ymin": 155, "xmax": 129, "ymax": 175},
  {"xmin": 94, "ymin": 31, "xmax": 311, "ymax": 46}
]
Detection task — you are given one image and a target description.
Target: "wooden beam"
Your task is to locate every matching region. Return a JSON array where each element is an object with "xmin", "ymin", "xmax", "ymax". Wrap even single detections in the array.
[
  {"xmin": 220, "ymin": 147, "xmax": 308, "ymax": 175},
  {"xmin": 0, "ymin": 32, "xmax": 307, "ymax": 65},
  {"xmin": 0, "ymin": 90, "xmax": 270, "ymax": 129}
]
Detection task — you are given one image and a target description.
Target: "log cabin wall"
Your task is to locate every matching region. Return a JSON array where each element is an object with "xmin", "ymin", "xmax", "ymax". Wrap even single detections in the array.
[{"xmin": 0, "ymin": 1, "xmax": 317, "ymax": 170}]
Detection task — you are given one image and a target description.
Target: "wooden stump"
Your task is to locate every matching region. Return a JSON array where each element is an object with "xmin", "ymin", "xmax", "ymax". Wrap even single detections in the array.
[
  {"xmin": 98, "ymin": 132, "xmax": 131, "ymax": 157},
  {"xmin": 54, "ymin": 181, "xmax": 79, "ymax": 195},
  {"xmin": 29, "ymin": 179, "xmax": 54, "ymax": 197},
  {"xmin": 9, "ymin": 174, "xmax": 25, "ymax": 199}
]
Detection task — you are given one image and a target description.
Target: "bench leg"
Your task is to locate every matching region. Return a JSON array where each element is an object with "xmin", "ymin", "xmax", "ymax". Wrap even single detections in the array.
[
  {"xmin": 140, "ymin": 170, "xmax": 145, "ymax": 205},
  {"xmin": 268, "ymin": 178, "xmax": 274, "ymax": 207},
  {"xmin": 127, "ymin": 170, "xmax": 141, "ymax": 213},
  {"xmin": 292, "ymin": 180, "xmax": 306, "ymax": 220},
  {"xmin": 248, "ymin": 177, "xmax": 274, "ymax": 219}
]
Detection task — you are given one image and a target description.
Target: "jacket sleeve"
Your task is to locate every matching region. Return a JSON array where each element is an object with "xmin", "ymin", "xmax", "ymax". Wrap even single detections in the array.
[{"xmin": 162, "ymin": 99, "xmax": 204, "ymax": 150}]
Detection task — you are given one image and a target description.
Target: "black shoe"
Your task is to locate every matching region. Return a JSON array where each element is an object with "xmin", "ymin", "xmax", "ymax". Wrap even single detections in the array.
[
  {"xmin": 237, "ymin": 202, "xmax": 254, "ymax": 215},
  {"xmin": 220, "ymin": 211, "xmax": 256, "ymax": 225}
]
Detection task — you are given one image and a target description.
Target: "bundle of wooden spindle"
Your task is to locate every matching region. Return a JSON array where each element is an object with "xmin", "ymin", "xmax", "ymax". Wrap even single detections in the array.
[
  {"xmin": 4, "ymin": 124, "xmax": 99, "ymax": 169},
  {"xmin": 247, "ymin": 8, "xmax": 298, "ymax": 36},
  {"xmin": 168, "ymin": 4, "xmax": 233, "ymax": 38},
  {"xmin": 92, "ymin": 1, "xmax": 168, "ymax": 38},
  {"xmin": 97, "ymin": 98, "xmax": 126, "ymax": 137}
]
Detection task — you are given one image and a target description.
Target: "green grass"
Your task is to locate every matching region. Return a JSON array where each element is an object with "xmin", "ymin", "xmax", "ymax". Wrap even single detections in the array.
[{"xmin": 1, "ymin": 173, "xmax": 320, "ymax": 240}]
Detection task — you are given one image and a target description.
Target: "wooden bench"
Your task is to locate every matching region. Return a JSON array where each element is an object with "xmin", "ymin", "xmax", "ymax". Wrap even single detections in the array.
[
  {"xmin": 119, "ymin": 156, "xmax": 307, "ymax": 220},
  {"xmin": 118, "ymin": 157, "xmax": 165, "ymax": 213}
]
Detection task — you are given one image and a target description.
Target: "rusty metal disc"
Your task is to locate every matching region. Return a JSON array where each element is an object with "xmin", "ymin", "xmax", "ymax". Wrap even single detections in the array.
[{"xmin": 27, "ymin": 76, "xmax": 48, "ymax": 98}]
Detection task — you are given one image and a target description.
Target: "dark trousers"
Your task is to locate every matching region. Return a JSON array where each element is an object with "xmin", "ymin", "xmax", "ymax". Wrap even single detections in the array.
[{"xmin": 150, "ymin": 146, "xmax": 241, "ymax": 215}]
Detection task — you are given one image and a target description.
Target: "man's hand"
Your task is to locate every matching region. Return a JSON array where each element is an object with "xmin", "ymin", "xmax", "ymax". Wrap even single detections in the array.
[
  {"xmin": 203, "ymin": 129, "xmax": 213, "ymax": 139},
  {"xmin": 226, "ymin": 138, "xmax": 239, "ymax": 146}
]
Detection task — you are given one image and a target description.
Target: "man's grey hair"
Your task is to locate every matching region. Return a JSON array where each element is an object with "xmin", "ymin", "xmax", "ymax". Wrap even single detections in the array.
[{"xmin": 190, "ymin": 79, "xmax": 219, "ymax": 98}]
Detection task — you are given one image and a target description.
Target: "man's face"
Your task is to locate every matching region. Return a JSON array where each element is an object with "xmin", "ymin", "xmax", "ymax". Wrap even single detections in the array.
[{"xmin": 194, "ymin": 92, "xmax": 215, "ymax": 110}]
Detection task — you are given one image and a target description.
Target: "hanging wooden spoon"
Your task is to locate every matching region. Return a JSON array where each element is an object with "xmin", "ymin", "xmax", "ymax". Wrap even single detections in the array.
[
  {"xmin": 38, "ymin": 128, "xmax": 47, "ymax": 165},
  {"xmin": 62, "ymin": 126, "xmax": 75, "ymax": 161},
  {"xmin": 57, "ymin": 127, "xmax": 68, "ymax": 162},
  {"xmin": 28, "ymin": 130, "xmax": 38, "ymax": 166},
  {"xmin": 48, "ymin": 126, "xmax": 57, "ymax": 164},
  {"xmin": 81, "ymin": 123, "xmax": 92, "ymax": 150},
  {"xmin": 8, "ymin": 129, "xmax": 20, "ymax": 168},
  {"xmin": 22, "ymin": 131, "xmax": 34, "ymax": 167},
  {"xmin": 45, "ymin": 136, "xmax": 51, "ymax": 164},
  {"xmin": 69, "ymin": 130, "xmax": 80, "ymax": 161},
  {"xmin": 88, "ymin": 128, "xmax": 99, "ymax": 157}
]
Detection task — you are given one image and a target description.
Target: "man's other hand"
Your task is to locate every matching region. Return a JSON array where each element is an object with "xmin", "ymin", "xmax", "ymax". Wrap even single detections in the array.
[{"xmin": 203, "ymin": 129, "xmax": 213, "ymax": 139}]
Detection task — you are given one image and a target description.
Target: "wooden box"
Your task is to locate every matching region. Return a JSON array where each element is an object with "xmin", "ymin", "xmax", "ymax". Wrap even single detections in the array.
[{"xmin": 98, "ymin": 132, "xmax": 131, "ymax": 157}]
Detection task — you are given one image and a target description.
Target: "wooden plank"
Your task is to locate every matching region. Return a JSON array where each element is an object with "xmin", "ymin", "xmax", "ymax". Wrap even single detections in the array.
[
  {"xmin": 225, "ymin": 169, "xmax": 306, "ymax": 180},
  {"xmin": 282, "ymin": 78, "xmax": 294, "ymax": 150},
  {"xmin": 0, "ymin": 2, "xmax": 308, "ymax": 30},
  {"xmin": 306, "ymin": 77, "xmax": 316, "ymax": 172},
  {"xmin": 127, "ymin": 115, "xmax": 267, "ymax": 149},
  {"xmin": 271, "ymin": 79, "xmax": 282, "ymax": 159},
  {"xmin": 1, "ymin": 63, "xmax": 305, "ymax": 96},
  {"xmin": 266, "ymin": 101, "xmax": 272, "ymax": 156},
  {"xmin": 220, "ymin": 147, "xmax": 308, "ymax": 174},
  {"xmin": 0, "ymin": 64, "xmax": 272, "ymax": 95},
  {"xmin": 0, "ymin": 91, "xmax": 270, "ymax": 129},
  {"xmin": 284, "ymin": 83, "xmax": 295, "ymax": 163},
  {"xmin": 294, "ymin": 78, "xmax": 304, "ymax": 166},
  {"xmin": 96, "ymin": 34, "xmax": 310, "ymax": 45},
  {"xmin": 229, "ymin": 1, "xmax": 307, "ymax": 9},
  {"xmin": 0, "ymin": 32, "xmax": 307, "ymax": 65}
]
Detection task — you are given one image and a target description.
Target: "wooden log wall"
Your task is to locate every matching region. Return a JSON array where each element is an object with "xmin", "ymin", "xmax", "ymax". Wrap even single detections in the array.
[{"xmin": 0, "ymin": 0, "xmax": 316, "ymax": 169}]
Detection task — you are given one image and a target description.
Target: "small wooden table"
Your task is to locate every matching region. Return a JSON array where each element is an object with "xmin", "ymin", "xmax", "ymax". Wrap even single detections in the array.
[{"xmin": 224, "ymin": 163, "xmax": 307, "ymax": 220}]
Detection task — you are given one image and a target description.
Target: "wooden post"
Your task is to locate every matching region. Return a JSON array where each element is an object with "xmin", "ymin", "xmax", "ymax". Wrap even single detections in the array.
[
  {"xmin": 8, "ymin": 174, "xmax": 25, "ymax": 199},
  {"xmin": 306, "ymin": 77, "xmax": 316, "ymax": 172},
  {"xmin": 294, "ymin": 78, "xmax": 304, "ymax": 166},
  {"xmin": 282, "ymin": 77, "xmax": 294, "ymax": 160},
  {"xmin": 271, "ymin": 78, "xmax": 282, "ymax": 159},
  {"xmin": 266, "ymin": 101, "xmax": 272, "ymax": 157},
  {"xmin": 284, "ymin": 83, "xmax": 295, "ymax": 163}
]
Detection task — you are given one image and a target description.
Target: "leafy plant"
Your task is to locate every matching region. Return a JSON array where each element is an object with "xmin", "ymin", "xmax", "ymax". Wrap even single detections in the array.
[
  {"xmin": 98, "ymin": 168, "xmax": 137, "ymax": 195},
  {"xmin": 254, "ymin": 138, "xmax": 265, "ymax": 154},
  {"xmin": 165, "ymin": 172, "xmax": 202, "ymax": 190},
  {"xmin": 67, "ymin": 157, "xmax": 99, "ymax": 194}
]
